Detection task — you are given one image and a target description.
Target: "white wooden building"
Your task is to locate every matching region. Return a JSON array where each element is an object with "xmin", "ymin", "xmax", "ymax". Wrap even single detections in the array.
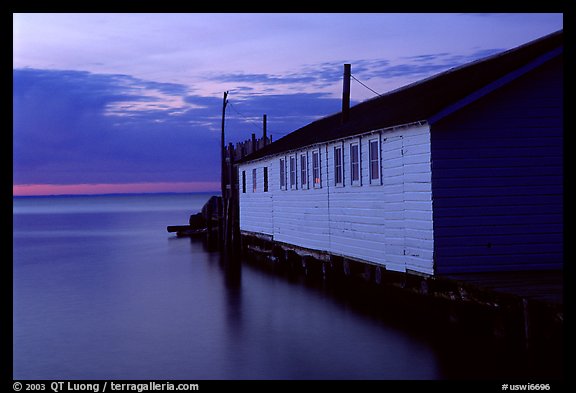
[
  {"xmin": 236, "ymin": 30, "xmax": 563, "ymax": 276},
  {"xmin": 238, "ymin": 122, "xmax": 433, "ymax": 274}
]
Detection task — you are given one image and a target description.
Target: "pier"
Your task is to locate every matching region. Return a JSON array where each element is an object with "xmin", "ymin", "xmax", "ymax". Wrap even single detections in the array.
[
  {"xmin": 238, "ymin": 232, "xmax": 563, "ymax": 350},
  {"xmin": 168, "ymin": 111, "xmax": 562, "ymax": 353},
  {"xmin": 170, "ymin": 75, "xmax": 563, "ymax": 356}
]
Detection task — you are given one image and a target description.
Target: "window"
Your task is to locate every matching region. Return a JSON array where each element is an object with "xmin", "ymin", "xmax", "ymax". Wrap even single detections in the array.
[
  {"xmin": 252, "ymin": 168, "xmax": 257, "ymax": 192},
  {"xmin": 312, "ymin": 150, "xmax": 321, "ymax": 188},
  {"xmin": 263, "ymin": 167, "xmax": 268, "ymax": 192},
  {"xmin": 279, "ymin": 158, "xmax": 286, "ymax": 190},
  {"xmin": 369, "ymin": 139, "xmax": 380, "ymax": 184},
  {"xmin": 289, "ymin": 155, "xmax": 296, "ymax": 189},
  {"xmin": 242, "ymin": 170, "xmax": 246, "ymax": 193},
  {"xmin": 334, "ymin": 145, "xmax": 343, "ymax": 186},
  {"xmin": 300, "ymin": 153, "xmax": 308, "ymax": 189},
  {"xmin": 350, "ymin": 143, "xmax": 360, "ymax": 185}
]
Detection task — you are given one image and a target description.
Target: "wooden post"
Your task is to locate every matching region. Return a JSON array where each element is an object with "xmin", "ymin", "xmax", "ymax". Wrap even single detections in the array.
[
  {"xmin": 342, "ymin": 64, "xmax": 351, "ymax": 124},
  {"xmin": 225, "ymin": 142, "xmax": 235, "ymax": 249},
  {"xmin": 227, "ymin": 142, "xmax": 234, "ymax": 187},
  {"xmin": 263, "ymin": 114, "xmax": 267, "ymax": 146},
  {"xmin": 522, "ymin": 298, "xmax": 531, "ymax": 348},
  {"xmin": 221, "ymin": 91, "xmax": 229, "ymax": 199}
]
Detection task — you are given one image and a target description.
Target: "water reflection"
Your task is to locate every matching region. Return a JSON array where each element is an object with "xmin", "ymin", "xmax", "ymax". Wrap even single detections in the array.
[
  {"xmin": 193, "ymin": 236, "xmax": 562, "ymax": 380},
  {"xmin": 220, "ymin": 251, "xmax": 243, "ymax": 341}
]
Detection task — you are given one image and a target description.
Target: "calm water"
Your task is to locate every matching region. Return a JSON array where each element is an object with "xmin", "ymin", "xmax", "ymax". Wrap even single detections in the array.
[{"xmin": 12, "ymin": 194, "xmax": 558, "ymax": 380}]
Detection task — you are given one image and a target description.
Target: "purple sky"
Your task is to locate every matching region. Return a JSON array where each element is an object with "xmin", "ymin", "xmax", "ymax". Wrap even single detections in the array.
[{"xmin": 12, "ymin": 13, "xmax": 563, "ymax": 195}]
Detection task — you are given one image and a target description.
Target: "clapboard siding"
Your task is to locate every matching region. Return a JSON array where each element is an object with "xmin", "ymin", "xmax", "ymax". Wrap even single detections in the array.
[
  {"xmin": 238, "ymin": 162, "xmax": 274, "ymax": 235},
  {"xmin": 437, "ymin": 254, "xmax": 561, "ymax": 273},
  {"xmin": 431, "ymin": 194, "xmax": 559, "ymax": 209},
  {"xmin": 323, "ymin": 126, "xmax": 433, "ymax": 273},
  {"xmin": 438, "ymin": 243, "xmax": 561, "ymax": 257},
  {"xmin": 434, "ymin": 204, "xmax": 561, "ymax": 217},
  {"xmin": 430, "ymin": 56, "xmax": 563, "ymax": 273},
  {"xmin": 431, "ymin": 156, "xmax": 562, "ymax": 170},
  {"xmin": 435, "ymin": 233, "xmax": 561, "ymax": 247},
  {"xmin": 435, "ymin": 224, "xmax": 561, "ymax": 238},
  {"xmin": 238, "ymin": 124, "xmax": 434, "ymax": 275},
  {"xmin": 271, "ymin": 149, "xmax": 331, "ymax": 251},
  {"xmin": 433, "ymin": 145, "xmax": 561, "ymax": 159},
  {"xmin": 433, "ymin": 175, "xmax": 562, "ymax": 188},
  {"xmin": 432, "ymin": 185, "xmax": 561, "ymax": 198},
  {"xmin": 432, "ymin": 166, "xmax": 560, "ymax": 180}
]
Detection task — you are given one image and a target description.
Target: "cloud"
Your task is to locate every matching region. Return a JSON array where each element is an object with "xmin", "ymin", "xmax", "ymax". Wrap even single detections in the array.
[
  {"xmin": 339, "ymin": 49, "xmax": 505, "ymax": 81},
  {"xmin": 13, "ymin": 68, "xmax": 341, "ymax": 186},
  {"xmin": 211, "ymin": 59, "xmax": 394, "ymax": 90},
  {"xmin": 206, "ymin": 49, "xmax": 504, "ymax": 100},
  {"xmin": 218, "ymin": 92, "xmax": 344, "ymax": 141},
  {"xmin": 12, "ymin": 45, "xmax": 506, "ymax": 188},
  {"xmin": 13, "ymin": 69, "xmax": 218, "ymax": 185},
  {"xmin": 301, "ymin": 59, "xmax": 392, "ymax": 82},
  {"xmin": 212, "ymin": 72, "xmax": 317, "ymax": 85}
]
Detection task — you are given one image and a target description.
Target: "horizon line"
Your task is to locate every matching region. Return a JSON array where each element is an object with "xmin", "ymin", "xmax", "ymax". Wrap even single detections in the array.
[
  {"xmin": 13, "ymin": 191, "xmax": 220, "ymax": 198},
  {"xmin": 13, "ymin": 182, "xmax": 221, "ymax": 197}
]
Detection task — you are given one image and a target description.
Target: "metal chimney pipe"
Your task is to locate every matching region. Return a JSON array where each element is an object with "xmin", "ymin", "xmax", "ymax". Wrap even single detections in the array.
[{"xmin": 342, "ymin": 64, "xmax": 351, "ymax": 124}]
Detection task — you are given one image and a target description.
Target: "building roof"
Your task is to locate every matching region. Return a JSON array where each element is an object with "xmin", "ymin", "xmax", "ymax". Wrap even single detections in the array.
[{"xmin": 238, "ymin": 30, "xmax": 563, "ymax": 163}]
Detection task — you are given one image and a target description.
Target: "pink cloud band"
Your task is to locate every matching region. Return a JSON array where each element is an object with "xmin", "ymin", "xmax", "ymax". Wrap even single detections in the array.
[{"xmin": 13, "ymin": 182, "xmax": 220, "ymax": 196}]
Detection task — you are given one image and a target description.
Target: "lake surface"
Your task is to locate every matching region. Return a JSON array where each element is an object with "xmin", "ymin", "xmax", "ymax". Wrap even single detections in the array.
[{"xmin": 12, "ymin": 193, "xmax": 560, "ymax": 380}]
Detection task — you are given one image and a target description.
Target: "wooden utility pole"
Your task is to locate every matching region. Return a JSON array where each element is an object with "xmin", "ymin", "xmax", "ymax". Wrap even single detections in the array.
[
  {"xmin": 221, "ymin": 91, "xmax": 228, "ymax": 199},
  {"xmin": 342, "ymin": 64, "xmax": 351, "ymax": 124},
  {"xmin": 263, "ymin": 114, "xmax": 267, "ymax": 146}
]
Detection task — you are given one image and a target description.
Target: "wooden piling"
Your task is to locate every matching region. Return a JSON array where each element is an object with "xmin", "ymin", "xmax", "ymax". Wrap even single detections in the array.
[
  {"xmin": 214, "ymin": 120, "xmax": 271, "ymax": 251},
  {"xmin": 237, "ymin": 231, "xmax": 563, "ymax": 349},
  {"xmin": 220, "ymin": 91, "xmax": 228, "ymax": 199},
  {"xmin": 263, "ymin": 114, "xmax": 267, "ymax": 146}
]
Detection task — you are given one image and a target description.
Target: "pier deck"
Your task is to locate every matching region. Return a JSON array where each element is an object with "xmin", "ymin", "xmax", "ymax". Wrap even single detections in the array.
[{"xmin": 238, "ymin": 232, "xmax": 563, "ymax": 347}]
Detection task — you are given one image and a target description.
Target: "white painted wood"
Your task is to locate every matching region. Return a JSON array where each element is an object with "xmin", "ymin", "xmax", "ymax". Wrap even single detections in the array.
[
  {"xmin": 238, "ymin": 162, "xmax": 274, "ymax": 236},
  {"xmin": 238, "ymin": 123, "xmax": 434, "ymax": 275}
]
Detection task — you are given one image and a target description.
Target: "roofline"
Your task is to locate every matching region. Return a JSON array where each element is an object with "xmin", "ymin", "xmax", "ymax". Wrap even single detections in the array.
[
  {"xmin": 237, "ymin": 120, "xmax": 429, "ymax": 165},
  {"xmin": 238, "ymin": 40, "xmax": 562, "ymax": 164},
  {"xmin": 428, "ymin": 45, "xmax": 563, "ymax": 125},
  {"xmin": 362, "ymin": 30, "xmax": 563, "ymax": 109},
  {"xmin": 236, "ymin": 29, "xmax": 563, "ymax": 164}
]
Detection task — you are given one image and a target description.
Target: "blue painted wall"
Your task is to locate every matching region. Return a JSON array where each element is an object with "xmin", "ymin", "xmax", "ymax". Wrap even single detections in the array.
[{"xmin": 430, "ymin": 56, "xmax": 563, "ymax": 274}]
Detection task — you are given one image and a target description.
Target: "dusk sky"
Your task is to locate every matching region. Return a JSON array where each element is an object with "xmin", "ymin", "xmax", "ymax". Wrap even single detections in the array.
[{"xmin": 13, "ymin": 13, "xmax": 563, "ymax": 196}]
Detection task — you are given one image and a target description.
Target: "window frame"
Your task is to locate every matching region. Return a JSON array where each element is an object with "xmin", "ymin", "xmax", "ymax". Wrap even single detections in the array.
[
  {"xmin": 334, "ymin": 144, "xmax": 344, "ymax": 187},
  {"xmin": 241, "ymin": 170, "xmax": 246, "ymax": 193},
  {"xmin": 369, "ymin": 138, "xmax": 381, "ymax": 185},
  {"xmin": 300, "ymin": 152, "xmax": 308, "ymax": 189},
  {"xmin": 289, "ymin": 154, "xmax": 297, "ymax": 190},
  {"xmin": 350, "ymin": 142, "xmax": 360, "ymax": 186},
  {"xmin": 279, "ymin": 158, "xmax": 286, "ymax": 190},
  {"xmin": 312, "ymin": 149, "xmax": 321, "ymax": 188},
  {"xmin": 252, "ymin": 168, "xmax": 257, "ymax": 193},
  {"xmin": 263, "ymin": 167, "xmax": 268, "ymax": 192}
]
